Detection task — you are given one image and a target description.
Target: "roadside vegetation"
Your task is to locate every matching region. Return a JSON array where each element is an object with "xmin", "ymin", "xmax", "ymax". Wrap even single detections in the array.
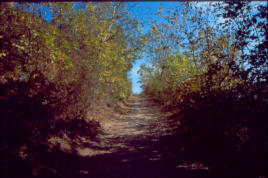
[
  {"xmin": 0, "ymin": 2, "xmax": 145, "ymax": 177},
  {"xmin": 0, "ymin": 2, "xmax": 267, "ymax": 178},
  {"xmin": 138, "ymin": 2, "xmax": 267, "ymax": 177}
]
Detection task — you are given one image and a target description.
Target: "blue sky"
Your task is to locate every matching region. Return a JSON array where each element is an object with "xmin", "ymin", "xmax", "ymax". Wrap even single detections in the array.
[
  {"xmin": 37, "ymin": 2, "xmax": 179, "ymax": 94},
  {"xmin": 126, "ymin": 2, "xmax": 180, "ymax": 94},
  {"xmin": 17, "ymin": 2, "xmax": 267, "ymax": 94},
  {"xmin": 25, "ymin": 2, "xmax": 263, "ymax": 94},
  {"xmin": 127, "ymin": 1, "xmax": 267, "ymax": 94}
]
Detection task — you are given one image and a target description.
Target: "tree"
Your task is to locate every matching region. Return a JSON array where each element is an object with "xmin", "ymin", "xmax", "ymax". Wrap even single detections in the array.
[
  {"xmin": 0, "ymin": 2, "xmax": 146, "ymax": 176},
  {"xmin": 215, "ymin": 1, "xmax": 268, "ymax": 83},
  {"xmin": 138, "ymin": 3, "xmax": 267, "ymax": 177}
]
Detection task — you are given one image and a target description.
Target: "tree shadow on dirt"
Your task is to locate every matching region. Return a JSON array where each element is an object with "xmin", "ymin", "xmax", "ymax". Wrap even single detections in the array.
[
  {"xmin": 1, "ymin": 84, "xmax": 266, "ymax": 178},
  {"xmin": 0, "ymin": 79, "xmax": 100, "ymax": 178},
  {"xmin": 1, "ymin": 132, "xmax": 216, "ymax": 178},
  {"xmin": 0, "ymin": 82, "xmax": 212, "ymax": 178}
]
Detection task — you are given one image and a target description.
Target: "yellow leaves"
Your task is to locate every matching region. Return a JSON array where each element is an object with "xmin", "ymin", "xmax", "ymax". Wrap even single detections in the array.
[
  {"xmin": 0, "ymin": 1, "xmax": 137, "ymax": 119},
  {"xmin": 58, "ymin": 53, "xmax": 66, "ymax": 61},
  {"xmin": 103, "ymin": 70, "xmax": 112, "ymax": 77},
  {"xmin": 12, "ymin": 42, "xmax": 25, "ymax": 50},
  {"xmin": 50, "ymin": 7, "xmax": 54, "ymax": 12},
  {"xmin": 103, "ymin": 20, "xmax": 108, "ymax": 26},
  {"xmin": 41, "ymin": 2, "xmax": 50, "ymax": 7},
  {"xmin": 104, "ymin": 41, "xmax": 115, "ymax": 49},
  {"xmin": 111, "ymin": 76, "xmax": 117, "ymax": 83},
  {"xmin": 86, "ymin": 4, "xmax": 96, "ymax": 12},
  {"xmin": 182, "ymin": 56, "xmax": 187, "ymax": 63},
  {"xmin": 52, "ymin": 27, "xmax": 57, "ymax": 35},
  {"xmin": 32, "ymin": 73, "xmax": 39, "ymax": 79},
  {"xmin": 49, "ymin": 51, "xmax": 56, "ymax": 61},
  {"xmin": 119, "ymin": 91, "xmax": 126, "ymax": 99},
  {"xmin": 0, "ymin": 50, "xmax": 7, "ymax": 57}
]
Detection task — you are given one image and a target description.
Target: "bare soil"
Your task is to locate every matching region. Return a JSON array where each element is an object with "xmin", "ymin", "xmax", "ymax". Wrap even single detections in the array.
[{"xmin": 47, "ymin": 96, "xmax": 211, "ymax": 178}]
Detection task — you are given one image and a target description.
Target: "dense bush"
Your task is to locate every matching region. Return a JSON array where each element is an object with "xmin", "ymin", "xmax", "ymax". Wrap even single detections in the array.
[
  {"xmin": 0, "ymin": 2, "xmax": 144, "ymax": 176},
  {"xmin": 139, "ymin": 2, "xmax": 267, "ymax": 176}
]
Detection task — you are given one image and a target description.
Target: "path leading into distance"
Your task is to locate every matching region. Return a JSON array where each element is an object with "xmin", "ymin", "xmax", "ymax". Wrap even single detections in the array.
[{"xmin": 49, "ymin": 96, "xmax": 210, "ymax": 178}]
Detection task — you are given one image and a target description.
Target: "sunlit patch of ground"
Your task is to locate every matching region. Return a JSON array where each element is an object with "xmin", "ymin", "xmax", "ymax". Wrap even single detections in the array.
[
  {"xmin": 176, "ymin": 162, "xmax": 209, "ymax": 170},
  {"xmin": 44, "ymin": 96, "xmax": 210, "ymax": 177},
  {"xmin": 47, "ymin": 96, "xmax": 181, "ymax": 155}
]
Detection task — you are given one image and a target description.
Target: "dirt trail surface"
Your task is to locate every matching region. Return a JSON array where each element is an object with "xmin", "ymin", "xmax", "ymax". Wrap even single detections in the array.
[
  {"xmin": 99, "ymin": 96, "xmax": 178, "ymax": 148},
  {"xmin": 48, "ymin": 96, "xmax": 210, "ymax": 178}
]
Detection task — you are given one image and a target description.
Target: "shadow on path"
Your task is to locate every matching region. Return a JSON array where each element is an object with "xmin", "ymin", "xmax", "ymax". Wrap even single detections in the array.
[{"xmin": 2, "ymin": 96, "xmax": 215, "ymax": 178}]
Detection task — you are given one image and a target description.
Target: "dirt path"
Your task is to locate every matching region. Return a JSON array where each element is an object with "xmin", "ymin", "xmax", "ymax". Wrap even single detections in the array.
[
  {"xmin": 98, "ymin": 96, "xmax": 178, "ymax": 148},
  {"xmin": 76, "ymin": 96, "xmax": 179, "ymax": 177},
  {"xmin": 48, "ymin": 96, "xmax": 210, "ymax": 178}
]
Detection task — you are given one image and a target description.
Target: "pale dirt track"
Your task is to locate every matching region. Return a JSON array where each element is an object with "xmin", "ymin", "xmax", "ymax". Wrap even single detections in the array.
[
  {"xmin": 98, "ymin": 96, "xmax": 179, "ymax": 149},
  {"xmin": 48, "ymin": 96, "xmax": 210, "ymax": 178}
]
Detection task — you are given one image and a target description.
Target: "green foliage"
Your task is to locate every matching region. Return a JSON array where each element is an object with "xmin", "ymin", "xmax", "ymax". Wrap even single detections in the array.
[
  {"xmin": 0, "ymin": 2, "xmax": 144, "ymax": 176},
  {"xmin": 214, "ymin": 2, "xmax": 268, "ymax": 82},
  {"xmin": 139, "ymin": 2, "xmax": 267, "ymax": 176}
]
